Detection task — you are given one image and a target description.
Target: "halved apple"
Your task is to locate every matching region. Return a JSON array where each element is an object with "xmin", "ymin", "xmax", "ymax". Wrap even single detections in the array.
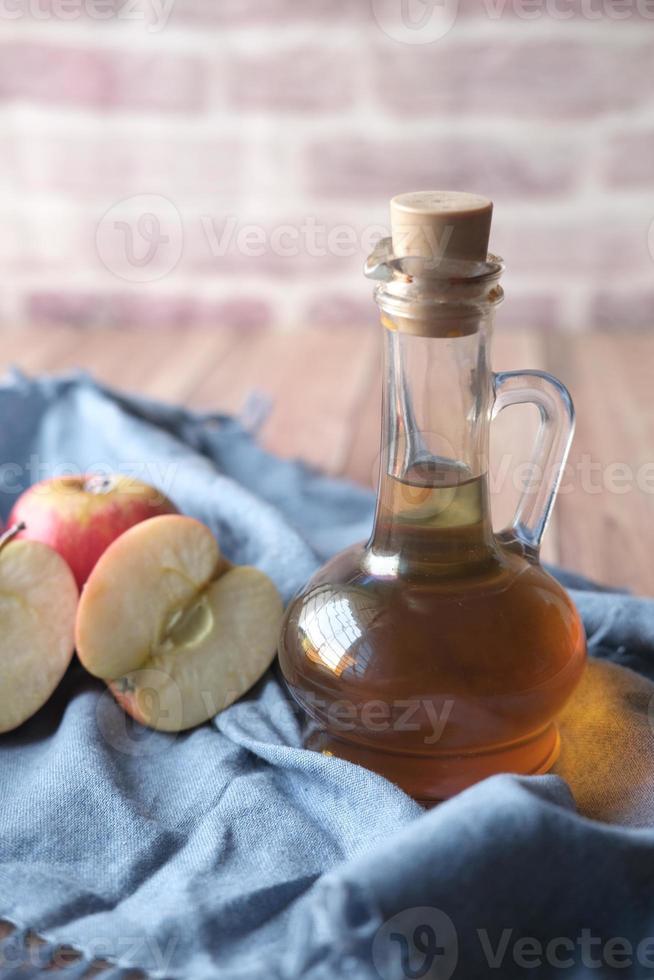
[
  {"xmin": 76, "ymin": 515, "xmax": 283, "ymax": 732},
  {"xmin": 0, "ymin": 527, "xmax": 78, "ymax": 734}
]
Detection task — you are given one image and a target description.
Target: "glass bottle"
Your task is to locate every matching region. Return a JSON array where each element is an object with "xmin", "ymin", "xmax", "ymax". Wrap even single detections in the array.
[{"xmin": 278, "ymin": 192, "xmax": 586, "ymax": 803}]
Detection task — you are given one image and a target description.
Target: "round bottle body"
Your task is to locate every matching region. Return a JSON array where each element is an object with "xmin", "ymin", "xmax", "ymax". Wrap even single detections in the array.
[{"xmin": 279, "ymin": 536, "xmax": 586, "ymax": 802}]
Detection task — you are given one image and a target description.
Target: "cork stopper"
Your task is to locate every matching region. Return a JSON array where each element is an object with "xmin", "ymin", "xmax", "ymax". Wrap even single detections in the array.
[{"xmin": 390, "ymin": 191, "xmax": 493, "ymax": 265}]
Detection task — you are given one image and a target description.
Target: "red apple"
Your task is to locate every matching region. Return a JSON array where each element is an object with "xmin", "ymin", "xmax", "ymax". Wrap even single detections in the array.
[
  {"xmin": 76, "ymin": 515, "xmax": 283, "ymax": 732},
  {"xmin": 8, "ymin": 474, "xmax": 178, "ymax": 590},
  {"xmin": 0, "ymin": 523, "xmax": 78, "ymax": 733}
]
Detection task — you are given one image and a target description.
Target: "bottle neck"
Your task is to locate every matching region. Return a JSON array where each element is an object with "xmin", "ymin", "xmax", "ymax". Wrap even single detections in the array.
[{"xmin": 367, "ymin": 315, "xmax": 497, "ymax": 574}]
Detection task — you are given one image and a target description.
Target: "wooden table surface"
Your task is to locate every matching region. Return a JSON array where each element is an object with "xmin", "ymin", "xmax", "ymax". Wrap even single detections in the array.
[{"xmin": 1, "ymin": 324, "xmax": 652, "ymax": 596}]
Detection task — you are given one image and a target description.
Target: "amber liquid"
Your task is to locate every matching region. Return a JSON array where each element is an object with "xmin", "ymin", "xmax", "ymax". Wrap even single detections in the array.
[{"xmin": 279, "ymin": 466, "xmax": 586, "ymax": 802}]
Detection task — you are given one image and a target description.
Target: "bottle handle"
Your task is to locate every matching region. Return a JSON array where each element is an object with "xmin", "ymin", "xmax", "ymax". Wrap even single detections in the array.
[{"xmin": 492, "ymin": 370, "xmax": 575, "ymax": 554}]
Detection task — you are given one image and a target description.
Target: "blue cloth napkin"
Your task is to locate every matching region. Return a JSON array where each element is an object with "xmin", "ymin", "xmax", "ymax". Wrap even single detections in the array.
[{"xmin": 1, "ymin": 372, "xmax": 654, "ymax": 980}]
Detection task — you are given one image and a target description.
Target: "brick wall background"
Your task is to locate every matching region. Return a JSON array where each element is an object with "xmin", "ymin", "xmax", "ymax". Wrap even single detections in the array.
[{"xmin": 1, "ymin": 2, "xmax": 653, "ymax": 331}]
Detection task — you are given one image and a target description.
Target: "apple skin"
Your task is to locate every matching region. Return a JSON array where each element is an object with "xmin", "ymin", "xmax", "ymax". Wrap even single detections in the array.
[{"xmin": 8, "ymin": 474, "xmax": 178, "ymax": 590}]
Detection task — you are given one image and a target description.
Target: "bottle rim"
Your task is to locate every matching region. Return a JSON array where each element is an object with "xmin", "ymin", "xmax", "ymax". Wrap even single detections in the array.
[
  {"xmin": 365, "ymin": 236, "xmax": 504, "ymax": 284},
  {"xmin": 367, "ymin": 238, "xmax": 504, "ymax": 325}
]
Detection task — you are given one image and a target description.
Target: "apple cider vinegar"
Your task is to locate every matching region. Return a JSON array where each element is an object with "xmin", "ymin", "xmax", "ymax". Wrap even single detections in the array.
[
  {"xmin": 279, "ymin": 191, "xmax": 586, "ymax": 802},
  {"xmin": 373, "ymin": 463, "xmax": 492, "ymax": 572},
  {"xmin": 280, "ymin": 467, "xmax": 585, "ymax": 801}
]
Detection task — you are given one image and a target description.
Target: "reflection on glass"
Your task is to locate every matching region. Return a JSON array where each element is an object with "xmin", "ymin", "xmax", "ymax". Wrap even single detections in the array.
[{"xmin": 298, "ymin": 586, "xmax": 380, "ymax": 677}]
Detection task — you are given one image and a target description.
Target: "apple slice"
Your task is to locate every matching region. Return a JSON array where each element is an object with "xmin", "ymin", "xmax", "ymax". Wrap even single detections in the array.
[
  {"xmin": 76, "ymin": 515, "xmax": 283, "ymax": 732},
  {"xmin": 0, "ymin": 526, "xmax": 78, "ymax": 734}
]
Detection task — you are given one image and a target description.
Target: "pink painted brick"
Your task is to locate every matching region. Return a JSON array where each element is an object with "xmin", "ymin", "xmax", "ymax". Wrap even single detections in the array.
[
  {"xmin": 0, "ymin": 43, "xmax": 205, "ymax": 112},
  {"xmin": 6, "ymin": 132, "xmax": 244, "ymax": 198},
  {"xmin": 221, "ymin": 47, "xmax": 356, "ymax": 113},
  {"xmin": 173, "ymin": 0, "xmax": 642, "ymax": 32},
  {"xmin": 306, "ymin": 135, "xmax": 581, "ymax": 199},
  {"xmin": 174, "ymin": 0, "xmax": 652, "ymax": 29},
  {"xmin": 590, "ymin": 290, "xmax": 654, "ymax": 329},
  {"xmin": 304, "ymin": 293, "xmax": 377, "ymax": 329},
  {"xmin": 604, "ymin": 132, "xmax": 654, "ymax": 187},
  {"xmin": 169, "ymin": 0, "xmax": 364, "ymax": 26},
  {"xmin": 28, "ymin": 292, "xmax": 107, "ymax": 328},
  {"xmin": 112, "ymin": 51, "xmax": 206, "ymax": 113},
  {"xmin": 27, "ymin": 291, "xmax": 273, "ymax": 329},
  {"xmin": 494, "ymin": 214, "xmax": 654, "ymax": 278},
  {"xmin": 375, "ymin": 40, "xmax": 654, "ymax": 118},
  {"xmin": 212, "ymin": 298, "xmax": 273, "ymax": 328},
  {"xmin": 496, "ymin": 291, "xmax": 562, "ymax": 330},
  {"xmin": 0, "ymin": 207, "xmax": 85, "ymax": 273}
]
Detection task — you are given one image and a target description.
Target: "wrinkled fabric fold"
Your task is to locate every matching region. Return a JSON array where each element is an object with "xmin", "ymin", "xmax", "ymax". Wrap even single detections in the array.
[{"xmin": 1, "ymin": 373, "xmax": 653, "ymax": 979}]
